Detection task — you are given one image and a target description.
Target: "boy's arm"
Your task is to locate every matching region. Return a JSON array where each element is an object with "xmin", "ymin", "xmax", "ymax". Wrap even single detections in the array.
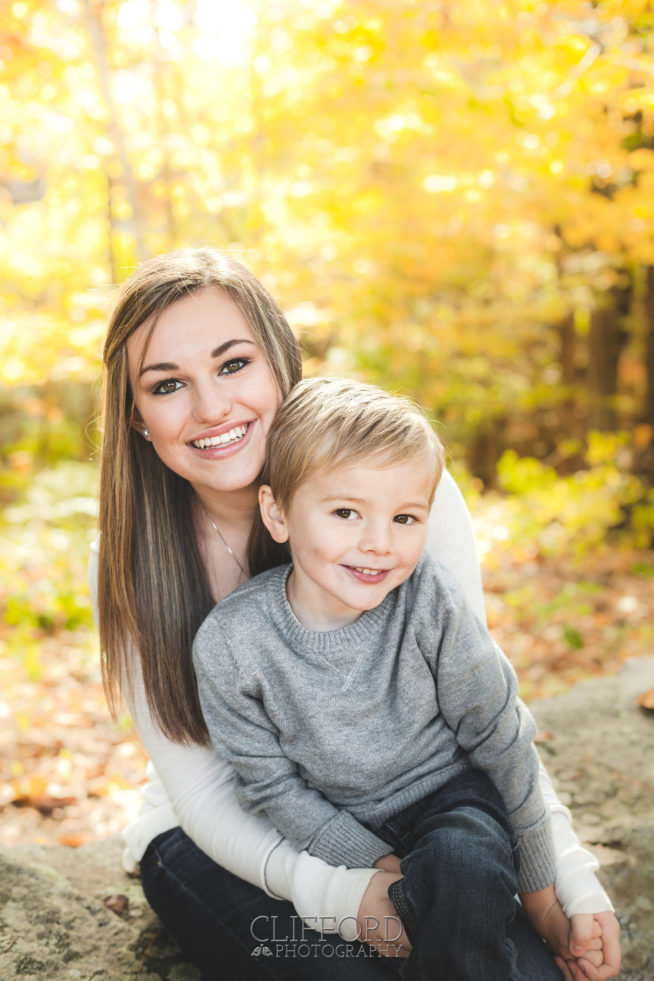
[
  {"xmin": 426, "ymin": 569, "xmax": 555, "ymax": 893},
  {"xmin": 425, "ymin": 477, "xmax": 617, "ymax": 924},
  {"xmin": 427, "ymin": 572, "xmax": 622, "ymax": 973},
  {"xmin": 192, "ymin": 634, "xmax": 390, "ymax": 870}
]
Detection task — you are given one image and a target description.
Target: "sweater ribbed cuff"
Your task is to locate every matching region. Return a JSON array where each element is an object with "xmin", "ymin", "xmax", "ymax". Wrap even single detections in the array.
[
  {"xmin": 309, "ymin": 810, "xmax": 390, "ymax": 868},
  {"xmin": 517, "ymin": 818, "xmax": 557, "ymax": 893}
]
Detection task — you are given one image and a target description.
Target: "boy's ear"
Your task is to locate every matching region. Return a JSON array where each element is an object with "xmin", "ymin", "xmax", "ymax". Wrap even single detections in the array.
[{"xmin": 259, "ymin": 485, "xmax": 290, "ymax": 543}]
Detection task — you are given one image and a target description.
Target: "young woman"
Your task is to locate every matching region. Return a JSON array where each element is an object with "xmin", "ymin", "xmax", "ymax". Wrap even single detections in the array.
[{"xmin": 92, "ymin": 247, "xmax": 619, "ymax": 980}]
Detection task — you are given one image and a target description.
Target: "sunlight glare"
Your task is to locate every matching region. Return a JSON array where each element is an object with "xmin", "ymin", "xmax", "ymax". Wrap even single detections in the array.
[
  {"xmin": 115, "ymin": 0, "xmax": 257, "ymax": 66},
  {"xmin": 194, "ymin": 0, "xmax": 257, "ymax": 66}
]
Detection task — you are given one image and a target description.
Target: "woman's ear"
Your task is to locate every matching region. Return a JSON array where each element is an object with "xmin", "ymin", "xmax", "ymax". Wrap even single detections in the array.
[
  {"xmin": 131, "ymin": 410, "xmax": 152, "ymax": 441},
  {"xmin": 259, "ymin": 485, "xmax": 289, "ymax": 543}
]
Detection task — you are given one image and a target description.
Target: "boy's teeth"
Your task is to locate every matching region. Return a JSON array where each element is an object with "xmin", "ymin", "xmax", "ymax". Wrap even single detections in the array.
[
  {"xmin": 356, "ymin": 567, "xmax": 382, "ymax": 576},
  {"xmin": 192, "ymin": 425, "xmax": 247, "ymax": 449}
]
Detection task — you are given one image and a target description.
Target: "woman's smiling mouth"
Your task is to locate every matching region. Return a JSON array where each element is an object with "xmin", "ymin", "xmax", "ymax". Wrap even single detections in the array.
[{"xmin": 191, "ymin": 424, "xmax": 249, "ymax": 449}]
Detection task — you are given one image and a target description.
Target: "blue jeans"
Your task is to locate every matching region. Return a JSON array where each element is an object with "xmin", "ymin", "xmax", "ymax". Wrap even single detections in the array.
[
  {"xmin": 140, "ymin": 796, "xmax": 562, "ymax": 980},
  {"xmin": 140, "ymin": 827, "xmax": 401, "ymax": 980},
  {"xmin": 378, "ymin": 768, "xmax": 562, "ymax": 981}
]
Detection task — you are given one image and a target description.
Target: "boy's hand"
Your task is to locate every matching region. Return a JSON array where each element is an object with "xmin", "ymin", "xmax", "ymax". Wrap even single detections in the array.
[
  {"xmin": 554, "ymin": 911, "xmax": 621, "ymax": 981},
  {"xmin": 372, "ymin": 852, "xmax": 402, "ymax": 874},
  {"xmin": 520, "ymin": 887, "xmax": 603, "ymax": 965}
]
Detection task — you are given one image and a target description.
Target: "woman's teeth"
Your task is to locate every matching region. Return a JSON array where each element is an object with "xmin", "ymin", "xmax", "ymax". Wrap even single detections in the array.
[{"xmin": 192, "ymin": 425, "xmax": 247, "ymax": 449}]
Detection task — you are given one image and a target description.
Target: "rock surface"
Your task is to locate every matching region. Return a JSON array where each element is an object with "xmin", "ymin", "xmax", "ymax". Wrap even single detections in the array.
[
  {"xmin": 1, "ymin": 656, "xmax": 653, "ymax": 980},
  {"xmin": 0, "ymin": 835, "xmax": 200, "ymax": 980},
  {"xmin": 531, "ymin": 655, "xmax": 654, "ymax": 981}
]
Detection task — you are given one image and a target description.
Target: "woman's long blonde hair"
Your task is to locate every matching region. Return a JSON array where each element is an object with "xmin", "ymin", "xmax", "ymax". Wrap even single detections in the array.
[{"xmin": 98, "ymin": 248, "xmax": 301, "ymax": 744}]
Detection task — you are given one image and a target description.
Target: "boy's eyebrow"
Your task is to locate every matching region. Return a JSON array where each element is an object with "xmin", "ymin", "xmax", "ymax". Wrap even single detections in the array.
[
  {"xmin": 139, "ymin": 338, "xmax": 255, "ymax": 377},
  {"xmin": 320, "ymin": 494, "xmax": 430, "ymax": 509}
]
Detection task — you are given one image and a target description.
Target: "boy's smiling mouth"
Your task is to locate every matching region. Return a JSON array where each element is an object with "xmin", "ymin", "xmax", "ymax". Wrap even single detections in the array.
[{"xmin": 344, "ymin": 566, "xmax": 390, "ymax": 583}]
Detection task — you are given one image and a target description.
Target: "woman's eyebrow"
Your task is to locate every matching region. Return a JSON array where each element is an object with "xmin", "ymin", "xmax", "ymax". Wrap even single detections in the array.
[{"xmin": 139, "ymin": 338, "xmax": 255, "ymax": 377}]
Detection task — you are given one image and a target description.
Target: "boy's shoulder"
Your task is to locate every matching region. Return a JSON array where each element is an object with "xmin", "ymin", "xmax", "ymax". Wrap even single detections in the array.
[
  {"xmin": 403, "ymin": 552, "xmax": 472, "ymax": 632},
  {"xmin": 196, "ymin": 563, "xmax": 291, "ymax": 641},
  {"xmin": 409, "ymin": 550, "xmax": 464, "ymax": 601}
]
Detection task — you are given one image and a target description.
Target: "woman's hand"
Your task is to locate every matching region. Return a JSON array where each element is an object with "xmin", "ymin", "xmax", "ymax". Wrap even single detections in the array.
[{"xmin": 356, "ymin": 868, "xmax": 411, "ymax": 959}]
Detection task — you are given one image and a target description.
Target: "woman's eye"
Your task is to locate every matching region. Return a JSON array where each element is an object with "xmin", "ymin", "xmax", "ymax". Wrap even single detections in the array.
[
  {"xmin": 335, "ymin": 508, "xmax": 357, "ymax": 520},
  {"xmin": 394, "ymin": 514, "xmax": 416, "ymax": 525},
  {"xmin": 220, "ymin": 357, "xmax": 249, "ymax": 375},
  {"xmin": 152, "ymin": 378, "xmax": 182, "ymax": 395}
]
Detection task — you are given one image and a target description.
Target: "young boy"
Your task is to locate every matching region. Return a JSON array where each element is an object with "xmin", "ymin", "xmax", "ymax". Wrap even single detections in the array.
[{"xmin": 192, "ymin": 378, "xmax": 604, "ymax": 979}]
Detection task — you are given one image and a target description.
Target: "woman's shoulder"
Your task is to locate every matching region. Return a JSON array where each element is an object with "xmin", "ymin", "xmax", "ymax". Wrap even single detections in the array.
[{"xmin": 409, "ymin": 551, "xmax": 464, "ymax": 606}]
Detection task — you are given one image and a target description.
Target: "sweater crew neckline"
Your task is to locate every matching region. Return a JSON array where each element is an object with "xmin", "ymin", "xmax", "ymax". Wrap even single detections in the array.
[{"xmin": 268, "ymin": 565, "xmax": 393, "ymax": 652}]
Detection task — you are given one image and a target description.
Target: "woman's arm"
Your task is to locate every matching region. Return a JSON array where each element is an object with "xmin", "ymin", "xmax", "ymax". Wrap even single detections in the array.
[{"xmin": 426, "ymin": 471, "xmax": 614, "ymax": 916}]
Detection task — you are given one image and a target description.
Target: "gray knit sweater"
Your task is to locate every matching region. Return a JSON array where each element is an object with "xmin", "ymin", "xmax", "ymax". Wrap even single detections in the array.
[{"xmin": 192, "ymin": 553, "xmax": 555, "ymax": 892}]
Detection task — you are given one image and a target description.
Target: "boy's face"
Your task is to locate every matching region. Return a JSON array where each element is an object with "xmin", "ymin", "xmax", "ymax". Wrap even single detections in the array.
[{"xmin": 260, "ymin": 458, "xmax": 434, "ymax": 630}]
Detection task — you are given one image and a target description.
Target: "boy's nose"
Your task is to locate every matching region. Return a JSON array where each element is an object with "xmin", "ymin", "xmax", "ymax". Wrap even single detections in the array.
[{"xmin": 360, "ymin": 522, "xmax": 391, "ymax": 553}]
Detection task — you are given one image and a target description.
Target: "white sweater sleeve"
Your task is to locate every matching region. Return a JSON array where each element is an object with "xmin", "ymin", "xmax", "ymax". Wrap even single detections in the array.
[
  {"xmin": 425, "ymin": 470, "xmax": 486, "ymax": 623},
  {"xmin": 89, "ymin": 542, "xmax": 374, "ymax": 939},
  {"xmin": 425, "ymin": 473, "xmax": 613, "ymax": 916}
]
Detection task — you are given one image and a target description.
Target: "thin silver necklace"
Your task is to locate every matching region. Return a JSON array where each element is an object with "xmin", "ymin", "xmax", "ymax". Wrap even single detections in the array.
[{"xmin": 200, "ymin": 502, "xmax": 248, "ymax": 579}]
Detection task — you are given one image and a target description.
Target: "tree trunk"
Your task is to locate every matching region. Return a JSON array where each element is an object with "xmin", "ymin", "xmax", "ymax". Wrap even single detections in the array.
[
  {"xmin": 586, "ymin": 282, "xmax": 630, "ymax": 431},
  {"xmin": 468, "ymin": 418, "xmax": 506, "ymax": 489},
  {"xmin": 82, "ymin": 0, "xmax": 148, "ymax": 263},
  {"xmin": 645, "ymin": 266, "xmax": 654, "ymax": 430},
  {"xmin": 639, "ymin": 265, "xmax": 654, "ymax": 482},
  {"xmin": 557, "ymin": 310, "xmax": 579, "ymax": 443}
]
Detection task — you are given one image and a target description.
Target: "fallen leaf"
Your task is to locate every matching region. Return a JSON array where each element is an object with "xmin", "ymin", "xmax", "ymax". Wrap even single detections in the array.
[
  {"xmin": 637, "ymin": 688, "xmax": 654, "ymax": 713},
  {"xmin": 9, "ymin": 776, "xmax": 78, "ymax": 814},
  {"xmin": 103, "ymin": 894, "xmax": 130, "ymax": 916},
  {"xmin": 58, "ymin": 833, "xmax": 88, "ymax": 847}
]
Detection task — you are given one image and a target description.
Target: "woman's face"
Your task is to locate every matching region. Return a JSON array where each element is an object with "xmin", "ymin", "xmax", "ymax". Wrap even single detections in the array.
[{"xmin": 127, "ymin": 286, "xmax": 282, "ymax": 501}]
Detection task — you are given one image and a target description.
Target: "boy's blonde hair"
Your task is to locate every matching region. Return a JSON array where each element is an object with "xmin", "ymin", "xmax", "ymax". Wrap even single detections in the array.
[{"xmin": 262, "ymin": 377, "xmax": 445, "ymax": 510}]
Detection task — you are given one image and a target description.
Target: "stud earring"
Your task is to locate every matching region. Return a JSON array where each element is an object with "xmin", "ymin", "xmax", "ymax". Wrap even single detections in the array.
[{"xmin": 142, "ymin": 429, "xmax": 150, "ymax": 437}]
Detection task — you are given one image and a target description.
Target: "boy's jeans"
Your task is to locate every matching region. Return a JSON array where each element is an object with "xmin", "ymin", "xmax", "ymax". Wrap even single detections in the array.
[{"xmin": 376, "ymin": 767, "xmax": 543, "ymax": 981}]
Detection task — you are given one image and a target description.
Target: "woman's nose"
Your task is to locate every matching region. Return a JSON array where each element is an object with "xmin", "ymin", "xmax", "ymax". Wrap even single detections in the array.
[{"xmin": 192, "ymin": 380, "xmax": 231, "ymax": 424}]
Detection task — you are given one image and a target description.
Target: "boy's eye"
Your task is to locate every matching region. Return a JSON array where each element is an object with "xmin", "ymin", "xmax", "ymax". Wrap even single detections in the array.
[
  {"xmin": 152, "ymin": 378, "xmax": 183, "ymax": 395},
  {"xmin": 394, "ymin": 514, "xmax": 415, "ymax": 525},
  {"xmin": 334, "ymin": 508, "xmax": 358, "ymax": 520},
  {"xmin": 220, "ymin": 357, "xmax": 250, "ymax": 375}
]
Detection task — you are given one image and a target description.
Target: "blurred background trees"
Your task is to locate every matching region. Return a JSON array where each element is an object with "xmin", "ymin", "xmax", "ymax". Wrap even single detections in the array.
[
  {"xmin": 2, "ymin": 0, "xmax": 653, "ymax": 843},
  {"xmin": 2, "ymin": 0, "xmax": 653, "ymax": 662},
  {"xmin": 2, "ymin": 0, "xmax": 654, "ymax": 489}
]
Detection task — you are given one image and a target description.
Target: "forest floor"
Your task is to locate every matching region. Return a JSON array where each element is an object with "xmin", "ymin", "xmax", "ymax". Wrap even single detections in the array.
[{"xmin": 1, "ymin": 501, "xmax": 652, "ymax": 851}]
